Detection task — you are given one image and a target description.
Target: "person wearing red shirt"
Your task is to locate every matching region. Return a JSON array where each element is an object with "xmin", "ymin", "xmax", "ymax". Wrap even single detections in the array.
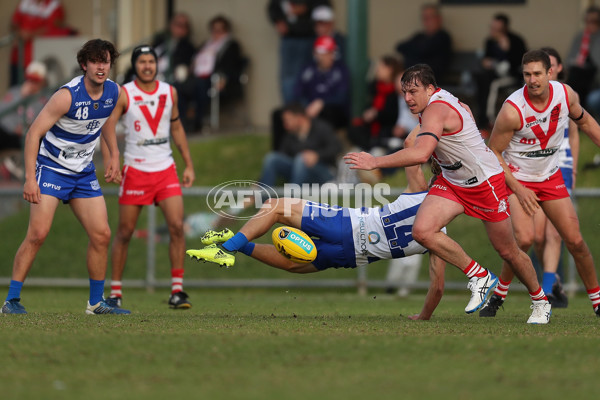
[{"xmin": 10, "ymin": 0, "xmax": 73, "ymax": 85}]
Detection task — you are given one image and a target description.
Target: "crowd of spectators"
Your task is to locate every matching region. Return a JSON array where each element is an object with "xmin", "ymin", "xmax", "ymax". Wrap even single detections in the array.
[{"xmin": 5, "ymin": 1, "xmax": 600, "ymax": 181}]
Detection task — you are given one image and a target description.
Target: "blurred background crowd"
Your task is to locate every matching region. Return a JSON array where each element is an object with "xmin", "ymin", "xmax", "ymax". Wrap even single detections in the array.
[{"xmin": 0, "ymin": 0, "xmax": 597, "ymax": 185}]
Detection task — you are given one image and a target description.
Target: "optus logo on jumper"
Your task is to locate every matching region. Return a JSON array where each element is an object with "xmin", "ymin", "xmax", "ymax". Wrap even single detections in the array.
[{"xmin": 206, "ymin": 180, "xmax": 278, "ymax": 221}]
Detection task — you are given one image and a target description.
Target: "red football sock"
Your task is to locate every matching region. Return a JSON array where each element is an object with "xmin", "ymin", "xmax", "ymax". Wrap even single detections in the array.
[
  {"xmin": 529, "ymin": 287, "xmax": 548, "ymax": 302},
  {"xmin": 171, "ymin": 268, "xmax": 184, "ymax": 295},
  {"xmin": 587, "ymin": 286, "xmax": 600, "ymax": 310},
  {"xmin": 463, "ymin": 260, "xmax": 487, "ymax": 279},
  {"xmin": 493, "ymin": 278, "xmax": 511, "ymax": 300},
  {"xmin": 110, "ymin": 281, "xmax": 122, "ymax": 298}
]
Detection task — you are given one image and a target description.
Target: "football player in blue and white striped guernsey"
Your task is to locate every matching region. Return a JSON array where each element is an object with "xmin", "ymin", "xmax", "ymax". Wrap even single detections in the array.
[{"xmin": 0, "ymin": 39, "xmax": 130, "ymax": 315}]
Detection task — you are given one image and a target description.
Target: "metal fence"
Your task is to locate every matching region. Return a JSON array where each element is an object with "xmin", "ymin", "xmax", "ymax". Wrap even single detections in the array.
[{"xmin": 1, "ymin": 185, "xmax": 599, "ymax": 294}]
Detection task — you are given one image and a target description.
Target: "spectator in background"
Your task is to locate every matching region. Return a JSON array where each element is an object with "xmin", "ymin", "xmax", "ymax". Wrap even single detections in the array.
[
  {"xmin": 347, "ymin": 56, "xmax": 418, "ymax": 183},
  {"xmin": 261, "ymin": 103, "xmax": 341, "ymax": 186},
  {"xmin": 311, "ymin": 5, "xmax": 345, "ymax": 60},
  {"xmin": 268, "ymin": 0, "xmax": 330, "ymax": 104},
  {"xmin": 566, "ymin": 6, "xmax": 600, "ymax": 109},
  {"xmin": 10, "ymin": 0, "xmax": 75, "ymax": 86},
  {"xmin": 121, "ymin": 13, "xmax": 195, "ymax": 85},
  {"xmin": 182, "ymin": 15, "xmax": 244, "ymax": 132},
  {"xmin": 272, "ymin": 36, "xmax": 349, "ymax": 150},
  {"xmin": 152, "ymin": 12, "xmax": 196, "ymax": 84},
  {"xmin": 348, "ymin": 55, "xmax": 405, "ymax": 154},
  {"xmin": 395, "ymin": 4, "xmax": 453, "ymax": 85},
  {"xmin": 474, "ymin": 13, "xmax": 527, "ymax": 130},
  {"xmin": 0, "ymin": 61, "xmax": 48, "ymax": 150},
  {"xmin": 0, "ymin": 61, "xmax": 48, "ymax": 180}
]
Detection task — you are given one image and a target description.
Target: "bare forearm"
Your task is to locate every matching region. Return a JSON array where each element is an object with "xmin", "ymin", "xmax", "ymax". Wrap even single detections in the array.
[
  {"xmin": 491, "ymin": 149, "xmax": 521, "ymax": 192},
  {"xmin": 569, "ymin": 121, "xmax": 580, "ymax": 172},
  {"xmin": 23, "ymin": 132, "xmax": 41, "ymax": 180},
  {"xmin": 578, "ymin": 114, "xmax": 600, "ymax": 148},
  {"xmin": 172, "ymin": 123, "xmax": 194, "ymax": 169},
  {"xmin": 103, "ymin": 129, "xmax": 119, "ymax": 157},
  {"xmin": 418, "ymin": 285, "xmax": 444, "ymax": 320},
  {"xmin": 375, "ymin": 147, "xmax": 430, "ymax": 169},
  {"xmin": 416, "ymin": 254, "xmax": 446, "ymax": 320},
  {"xmin": 100, "ymin": 134, "xmax": 118, "ymax": 159},
  {"xmin": 178, "ymin": 144, "xmax": 194, "ymax": 169}
]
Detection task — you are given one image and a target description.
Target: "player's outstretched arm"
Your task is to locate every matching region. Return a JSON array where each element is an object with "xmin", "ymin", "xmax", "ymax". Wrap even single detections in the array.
[
  {"xmin": 488, "ymin": 102, "xmax": 540, "ymax": 215},
  {"xmin": 22, "ymin": 88, "xmax": 72, "ymax": 203},
  {"xmin": 567, "ymin": 84, "xmax": 600, "ymax": 148},
  {"xmin": 101, "ymin": 86, "xmax": 126, "ymax": 183},
  {"xmin": 408, "ymin": 253, "xmax": 446, "ymax": 320},
  {"xmin": 344, "ymin": 106, "xmax": 442, "ymax": 171},
  {"xmin": 170, "ymin": 87, "xmax": 195, "ymax": 187}
]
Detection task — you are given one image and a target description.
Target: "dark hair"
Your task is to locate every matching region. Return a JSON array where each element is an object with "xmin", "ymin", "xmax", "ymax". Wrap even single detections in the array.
[
  {"xmin": 541, "ymin": 47, "xmax": 564, "ymax": 80},
  {"xmin": 522, "ymin": 49, "xmax": 551, "ymax": 72},
  {"xmin": 131, "ymin": 45, "xmax": 157, "ymax": 67},
  {"xmin": 380, "ymin": 55, "xmax": 404, "ymax": 80},
  {"xmin": 586, "ymin": 6, "xmax": 600, "ymax": 20},
  {"xmin": 170, "ymin": 12, "xmax": 192, "ymax": 37},
  {"xmin": 77, "ymin": 39, "xmax": 119, "ymax": 72},
  {"xmin": 541, "ymin": 47, "xmax": 561, "ymax": 65},
  {"xmin": 130, "ymin": 45, "xmax": 158, "ymax": 79},
  {"xmin": 281, "ymin": 103, "xmax": 306, "ymax": 116},
  {"xmin": 209, "ymin": 15, "xmax": 231, "ymax": 32},
  {"xmin": 401, "ymin": 64, "xmax": 437, "ymax": 90},
  {"xmin": 421, "ymin": 3, "xmax": 440, "ymax": 15},
  {"xmin": 493, "ymin": 13, "xmax": 510, "ymax": 29}
]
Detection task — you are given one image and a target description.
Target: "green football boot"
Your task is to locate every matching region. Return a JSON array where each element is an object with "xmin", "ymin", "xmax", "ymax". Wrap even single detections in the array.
[
  {"xmin": 187, "ymin": 244, "xmax": 235, "ymax": 268},
  {"xmin": 200, "ymin": 228, "xmax": 234, "ymax": 245}
]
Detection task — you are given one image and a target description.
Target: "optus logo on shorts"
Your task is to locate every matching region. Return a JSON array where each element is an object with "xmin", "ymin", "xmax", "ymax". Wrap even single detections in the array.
[
  {"xmin": 206, "ymin": 180, "xmax": 278, "ymax": 221},
  {"xmin": 42, "ymin": 182, "xmax": 61, "ymax": 191}
]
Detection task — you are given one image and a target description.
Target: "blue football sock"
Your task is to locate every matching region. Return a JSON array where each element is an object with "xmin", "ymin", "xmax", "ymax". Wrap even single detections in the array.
[
  {"xmin": 89, "ymin": 279, "xmax": 105, "ymax": 305},
  {"xmin": 239, "ymin": 242, "xmax": 255, "ymax": 256},
  {"xmin": 6, "ymin": 280, "xmax": 24, "ymax": 301},
  {"xmin": 542, "ymin": 272, "xmax": 557, "ymax": 294},
  {"xmin": 222, "ymin": 232, "xmax": 249, "ymax": 252}
]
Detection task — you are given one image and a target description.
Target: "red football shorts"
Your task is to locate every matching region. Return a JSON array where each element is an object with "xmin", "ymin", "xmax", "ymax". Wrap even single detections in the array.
[
  {"xmin": 507, "ymin": 169, "xmax": 569, "ymax": 201},
  {"xmin": 428, "ymin": 172, "xmax": 510, "ymax": 222},
  {"xmin": 118, "ymin": 163, "xmax": 182, "ymax": 205}
]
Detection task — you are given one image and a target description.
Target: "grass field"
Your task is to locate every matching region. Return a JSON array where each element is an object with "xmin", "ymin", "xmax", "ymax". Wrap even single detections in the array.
[{"xmin": 1, "ymin": 287, "xmax": 599, "ymax": 400}]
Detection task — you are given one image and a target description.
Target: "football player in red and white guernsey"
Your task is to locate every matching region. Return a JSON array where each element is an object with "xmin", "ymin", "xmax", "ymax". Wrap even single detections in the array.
[
  {"xmin": 482, "ymin": 49, "xmax": 600, "ymax": 318},
  {"xmin": 102, "ymin": 45, "xmax": 195, "ymax": 309},
  {"xmin": 344, "ymin": 63, "xmax": 551, "ymax": 324}
]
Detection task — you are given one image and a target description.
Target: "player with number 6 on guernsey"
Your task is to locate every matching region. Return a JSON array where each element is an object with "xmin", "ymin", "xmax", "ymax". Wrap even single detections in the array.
[
  {"xmin": 187, "ymin": 132, "xmax": 448, "ymax": 321},
  {"xmin": 481, "ymin": 49, "xmax": 600, "ymax": 318},
  {"xmin": 101, "ymin": 45, "xmax": 195, "ymax": 310},
  {"xmin": 0, "ymin": 39, "xmax": 130, "ymax": 315},
  {"xmin": 344, "ymin": 63, "xmax": 551, "ymax": 324}
]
